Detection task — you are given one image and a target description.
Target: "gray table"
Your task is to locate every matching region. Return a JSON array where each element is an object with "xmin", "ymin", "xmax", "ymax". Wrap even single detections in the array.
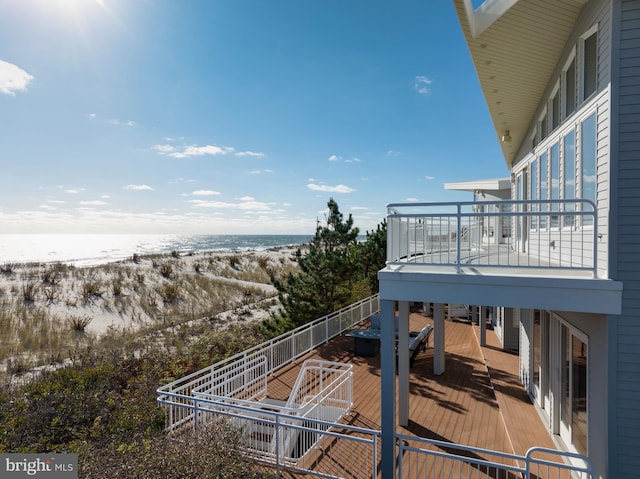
[{"xmin": 346, "ymin": 328, "xmax": 381, "ymax": 357}]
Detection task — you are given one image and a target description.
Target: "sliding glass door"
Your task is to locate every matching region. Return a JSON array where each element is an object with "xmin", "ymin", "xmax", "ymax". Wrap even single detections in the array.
[{"xmin": 559, "ymin": 323, "xmax": 588, "ymax": 455}]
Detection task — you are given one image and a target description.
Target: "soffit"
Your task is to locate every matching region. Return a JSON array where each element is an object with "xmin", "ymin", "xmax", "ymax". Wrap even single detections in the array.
[{"xmin": 453, "ymin": 0, "xmax": 588, "ymax": 168}]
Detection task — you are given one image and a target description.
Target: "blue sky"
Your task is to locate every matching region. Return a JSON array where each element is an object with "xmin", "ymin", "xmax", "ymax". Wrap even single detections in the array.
[{"xmin": 0, "ymin": 0, "xmax": 507, "ymax": 234}]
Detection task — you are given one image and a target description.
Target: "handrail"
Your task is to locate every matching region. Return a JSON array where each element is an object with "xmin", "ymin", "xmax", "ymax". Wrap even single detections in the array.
[
  {"xmin": 157, "ymin": 294, "xmax": 379, "ymax": 431},
  {"xmin": 386, "ymin": 199, "xmax": 599, "ymax": 278},
  {"xmin": 396, "ymin": 434, "xmax": 594, "ymax": 479}
]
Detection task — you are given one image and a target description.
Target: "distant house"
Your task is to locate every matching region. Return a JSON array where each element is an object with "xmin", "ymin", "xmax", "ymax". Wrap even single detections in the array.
[{"xmin": 378, "ymin": 1, "xmax": 637, "ymax": 478}]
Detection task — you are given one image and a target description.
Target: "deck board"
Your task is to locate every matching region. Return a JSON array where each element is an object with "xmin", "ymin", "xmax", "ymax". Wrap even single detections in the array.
[{"xmin": 263, "ymin": 313, "xmax": 558, "ymax": 477}]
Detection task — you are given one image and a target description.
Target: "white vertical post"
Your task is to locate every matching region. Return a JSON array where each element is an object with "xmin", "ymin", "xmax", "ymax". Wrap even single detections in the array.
[
  {"xmin": 480, "ymin": 306, "xmax": 487, "ymax": 346},
  {"xmin": 398, "ymin": 301, "xmax": 410, "ymax": 427},
  {"xmin": 380, "ymin": 299, "xmax": 397, "ymax": 479},
  {"xmin": 434, "ymin": 303, "xmax": 445, "ymax": 375}
]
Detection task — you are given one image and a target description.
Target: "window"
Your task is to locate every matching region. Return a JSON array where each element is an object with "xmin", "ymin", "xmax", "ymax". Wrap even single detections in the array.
[
  {"xmin": 540, "ymin": 112, "xmax": 548, "ymax": 141},
  {"xmin": 564, "ymin": 57, "xmax": 576, "ymax": 117},
  {"xmin": 583, "ymin": 31, "xmax": 598, "ymax": 100},
  {"xmin": 551, "ymin": 89, "xmax": 560, "ymax": 131},
  {"xmin": 550, "ymin": 143, "xmax": 559, "ymax": 227},
  {"xmin": 530, "ymin": 160, "xmax": 538, "ymax": 229},
  {"xmin": 581, "ymin": 114, "xmax": 597, "ymax": 225},
  {"xmin": 563, "ymin": 131, "xmax": 576, "ymax": 226},
  {"xmin": 540, "ymin": 151, "xmax": 548, "ymax": 228}
]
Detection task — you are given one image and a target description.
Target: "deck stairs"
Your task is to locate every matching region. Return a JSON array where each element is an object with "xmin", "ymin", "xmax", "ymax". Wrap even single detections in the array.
[{"xmin": 193, "ymin": 359, "xmax": 353, "ymax": 463}]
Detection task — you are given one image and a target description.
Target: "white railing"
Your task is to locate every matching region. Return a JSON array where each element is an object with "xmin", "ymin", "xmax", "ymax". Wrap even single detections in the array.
[
  {"xmin": 387, "ymin": 199, "xmax": 598, "ymax": 277},
  {"xmin": 397, "ymin": 435, "xmax": 594, "ymax": 479},
  {"xmin": 286, "ymin": 360, "xmax": 353, "ymax": 418},
  {"xmin": 157, "ymin": 294, "xmax": 379, "ymax": 433},
  {"xmin": 190, "ymin": 359, "xmax": 353, "ymax": 463}
]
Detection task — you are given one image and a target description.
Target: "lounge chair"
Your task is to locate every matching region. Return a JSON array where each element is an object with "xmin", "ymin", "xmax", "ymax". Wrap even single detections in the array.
[{"xmin": 398, "ymin": 324, "xmax": 433, "ymax": 368}]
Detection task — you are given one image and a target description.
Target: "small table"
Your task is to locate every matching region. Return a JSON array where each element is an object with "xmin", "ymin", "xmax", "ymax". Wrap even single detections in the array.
[{"xmin": 346, "ymin": 328, "xmax": 381, "ymax": 357}]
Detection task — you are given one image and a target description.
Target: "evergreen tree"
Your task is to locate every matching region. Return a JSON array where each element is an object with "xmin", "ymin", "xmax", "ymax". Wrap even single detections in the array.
[
  {"xmin": 272, "ymin": 199, "xmax": 359, "ymax": 327},
  {"xmin": 359, "ymin": 219, "xmax": 387, "ymax": 294},
  {"xmin": 270, "ymin": 199, "xmax": 387, "ymax": 328}
]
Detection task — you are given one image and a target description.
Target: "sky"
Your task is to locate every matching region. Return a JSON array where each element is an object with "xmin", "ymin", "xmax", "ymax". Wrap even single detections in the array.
[{"xmin": 0, "ymin": 0, "xmax": 508, "ymax": 235}]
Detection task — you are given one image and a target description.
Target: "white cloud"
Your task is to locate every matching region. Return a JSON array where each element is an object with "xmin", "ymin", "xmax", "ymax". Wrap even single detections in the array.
[
  {"xmin": 346, "ymin": 157, "xmax": 362, "ymax": 163},
  {"xmin": 191, "ymin": 190, "xmax": 221, "ymax": 196},
  {"xmin": 425, "ymin": 175, "xmax": 435, "ymax": 180},
  {"xmin": 64, "ymin": 188, "xmax": 85, "ymax": 194},
  {"xmin": 307, "ymin": 183, "xmax": 355, "ymax": 193},
  {"xmin": 328, "ymin": 155, "xmax": 340, "ymax": 162},
  {"xmin": 124, "ymin": 184, "xmax": 154, "ymax": 191},
  {"xmin": 107, "ymin": 118, "xmax": 137, "ymax": 127},
  {"xmin": 188, "ymin": 196, "xmax": 272, "ymax": 212},
  {"xmin": 248, "ymin": 169, "xmax": 273, "ymax": 175},
  {"xmin": 237, "ymin": 201, "xmax": 271, "ymax": 211},
  {"xmin": 154, "ymin": 144, "xmax": 235, "ymax": 159},
  {"xmin": 405, "ymin": 197, "xmax": 420, "ymax": 202},
  {"xmin": 413, "ymin": 75, "xmax": 432, "ymax": 95},
  {"xmin": 236, "ymin": 151, "xmax": 265, "ymax": 158},
  {"xmin": 101, "ymin": 195, "xmax": 111, "ymax": 199},
  {"xmin": 80, "ymin": 200, "xmax": 109, "ymax": 206},
  {"xmin": 0, "ymin": 60, "xmax": 34, "ymax": 96}
]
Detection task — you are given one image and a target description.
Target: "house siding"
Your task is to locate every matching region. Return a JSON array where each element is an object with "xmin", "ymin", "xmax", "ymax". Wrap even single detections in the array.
[
  {"xmin": 509, "ymin": 0, "xmax": 613, "ymax": 279},
  {"xmin": 611, "ymin": 0, "xmax": 640, "ymax": 477}
]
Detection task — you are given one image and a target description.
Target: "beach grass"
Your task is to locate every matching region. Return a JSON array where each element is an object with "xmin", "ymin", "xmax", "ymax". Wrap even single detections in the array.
[{"xmin": 0, "ymin": 246, "xmax": 301, "ymax": 387}]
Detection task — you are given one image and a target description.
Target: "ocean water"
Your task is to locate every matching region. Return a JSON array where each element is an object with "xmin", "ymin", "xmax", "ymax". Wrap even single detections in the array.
[{"xmin": 0, "ymin": 234, "xmax": 312, "ymax": 266}]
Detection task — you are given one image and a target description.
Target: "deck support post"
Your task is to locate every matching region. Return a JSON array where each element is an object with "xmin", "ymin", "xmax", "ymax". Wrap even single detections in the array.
[
  {"xmin": 471, "ymin": 305, "xmax": 479, "ymax": 325},
  {"xmin": 398, "ymin": 301, "xmax": 410, "ymax": 427},
  {"xmin": 480, "ymin": 306, "xmax": 487, "ymax": 346},
  {"xmin": 380, "ymin": 299, "xmax": 397, "ymax": 479},
  {"xmin": 434, "ymin": 303, "xmax": 445, "ymax": 375}
]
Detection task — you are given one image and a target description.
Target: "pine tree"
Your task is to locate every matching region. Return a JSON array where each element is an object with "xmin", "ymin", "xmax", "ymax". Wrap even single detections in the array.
[{"xmin": 272, "ymin": 199, "xmax": 360, "ymax": 327}]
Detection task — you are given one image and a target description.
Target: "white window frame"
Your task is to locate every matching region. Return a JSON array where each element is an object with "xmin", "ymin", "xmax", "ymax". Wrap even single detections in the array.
[
  {"xmin": 580, "ymin": 24, "xmax": 599, "ymax": 103},
  {"xmin": 562, "ymin": 47, "xmax": 577, "ymax": 120}
]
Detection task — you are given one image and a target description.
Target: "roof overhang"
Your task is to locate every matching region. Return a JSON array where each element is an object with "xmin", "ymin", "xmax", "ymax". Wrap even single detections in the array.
[
  {"xmin": 453, "ymin": 0, "xmax": 589, "ymax": 168},
  {"xmin": 444, "ymin": 177, "xmax": 511, "ymax": 192}
]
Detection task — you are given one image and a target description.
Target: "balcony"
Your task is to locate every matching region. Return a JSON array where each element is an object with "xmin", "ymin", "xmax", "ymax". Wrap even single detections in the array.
[
  {"xmin": 387, "ymin": 199, "xmax": 599, "ymax": 277},
  {"xmin": 382, "ymin": 200, "xmax": 622, "ymax": 316}
]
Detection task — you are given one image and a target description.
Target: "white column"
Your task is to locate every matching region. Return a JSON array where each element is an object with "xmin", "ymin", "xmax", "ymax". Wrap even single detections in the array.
[
  {"xmin": 480, "ymin": 305, "xmax": 487, "ymax": 346},
  {"xmin": 398, "ymin": 301, "xmax": 410, "ymax": 427},
  {"xmin": 433, "ymin": 303, "xmax": 445, "ymax": 375},
  {"xmin": 380, "ymin": 299, "xmax": 397, "ymax": 479}
]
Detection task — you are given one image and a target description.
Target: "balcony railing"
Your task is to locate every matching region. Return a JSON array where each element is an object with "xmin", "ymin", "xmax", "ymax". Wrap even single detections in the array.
[{"xmin": 387, "ymin": 199, "xmax": 599, "ymax": 277}]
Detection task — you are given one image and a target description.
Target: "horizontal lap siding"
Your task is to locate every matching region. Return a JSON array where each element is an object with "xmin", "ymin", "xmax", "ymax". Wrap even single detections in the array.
[{"xmin": 614, "ymin": 1, "xmax": 640, "ymax": 477}]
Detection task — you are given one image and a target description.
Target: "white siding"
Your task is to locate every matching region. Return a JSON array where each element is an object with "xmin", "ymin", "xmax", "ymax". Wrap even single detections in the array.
[
  {"xmin": 509, "ymin": 0, "xmax": 612, "ymax": 279},
  {"xmin": 611, "ymin": 1, "xmax": 640, "ymax": 477}
]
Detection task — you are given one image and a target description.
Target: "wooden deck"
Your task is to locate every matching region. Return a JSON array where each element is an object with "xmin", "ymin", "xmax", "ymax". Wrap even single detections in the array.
[{"xmin": 264, "ymin": 313, "xmax": 557, "ymax": 477}]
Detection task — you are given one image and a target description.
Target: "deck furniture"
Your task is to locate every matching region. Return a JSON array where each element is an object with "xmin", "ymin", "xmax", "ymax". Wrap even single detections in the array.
[{"xmin": 346, "ymin": 328, "xmax": 381, "ymax": 357}]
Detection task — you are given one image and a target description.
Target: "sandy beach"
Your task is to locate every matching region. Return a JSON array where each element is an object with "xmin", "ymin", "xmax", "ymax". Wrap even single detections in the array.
[{"xmin": 0, "ymin": 245, "xmax": 302, "ymax": 380}]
